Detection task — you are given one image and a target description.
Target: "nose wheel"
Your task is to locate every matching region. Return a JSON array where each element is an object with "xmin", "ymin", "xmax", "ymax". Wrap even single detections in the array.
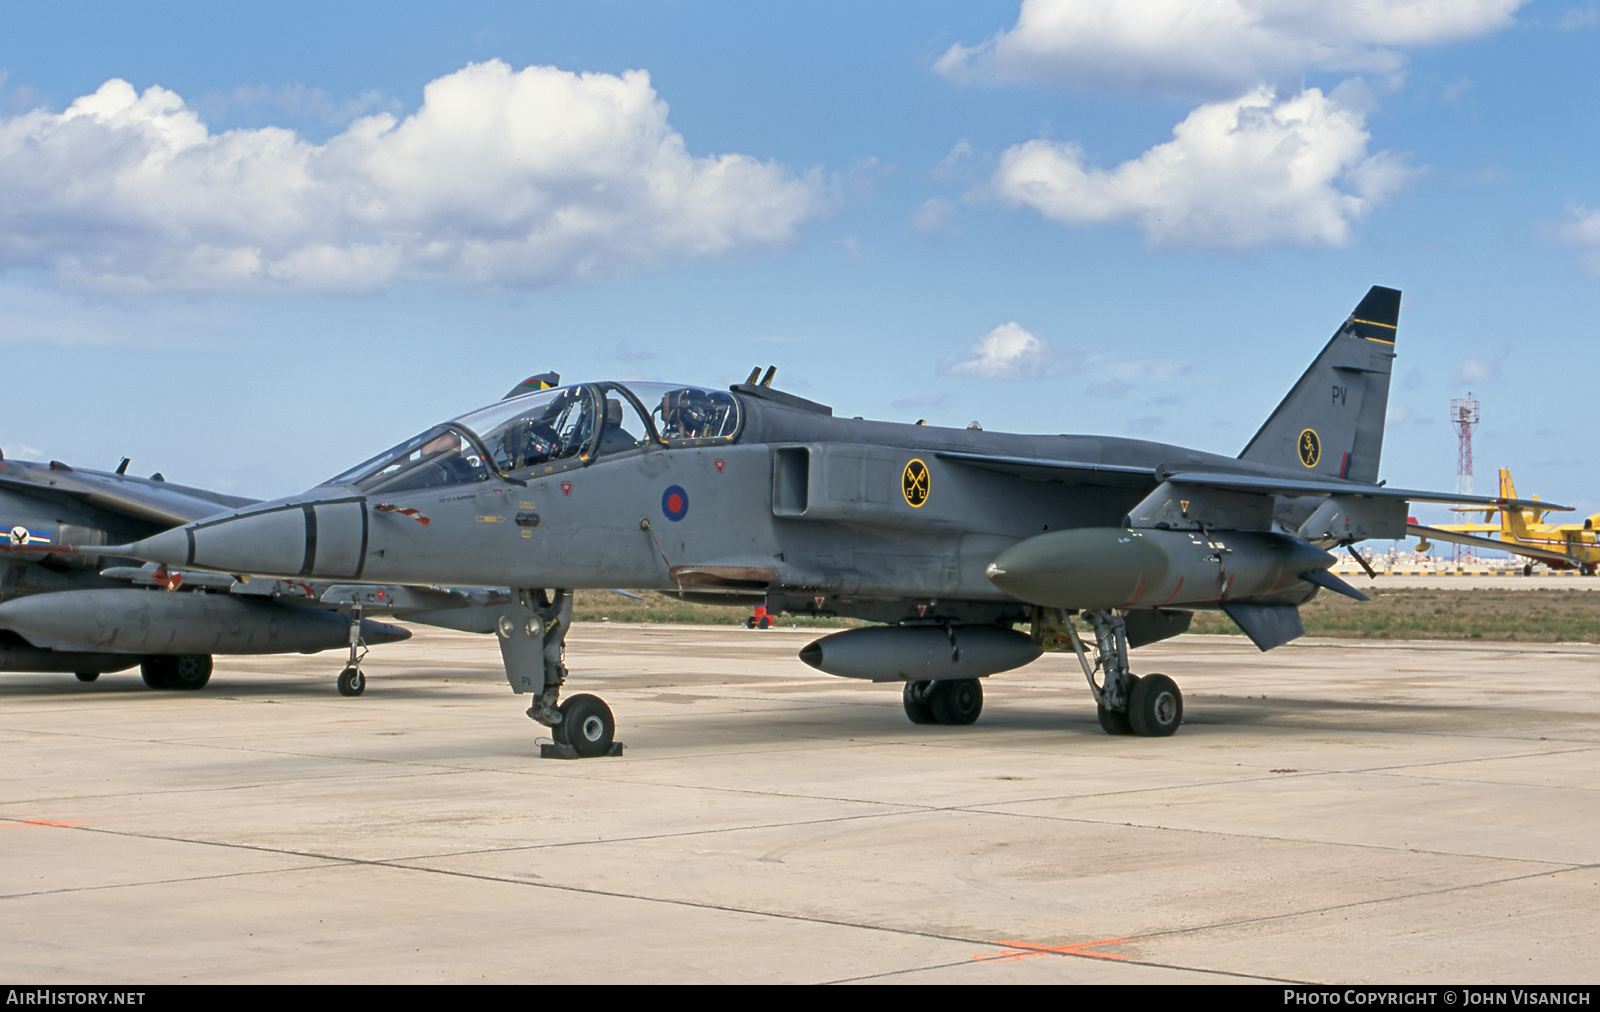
[
  {"xmin": 551, "ymin": 693, "xmax": 617, "ymax": 756},
  {"xmin": 337, "ymin": 666, "xmax": 366, "ymax": 697}
]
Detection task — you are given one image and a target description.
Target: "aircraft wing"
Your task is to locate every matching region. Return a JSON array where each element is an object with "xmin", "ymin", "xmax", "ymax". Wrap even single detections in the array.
[
  {"xmin": 1406, "ymin": 523, "xmax": 1578, "ymax": 565},
  {"xmin": 934, "ymin": 451, "xmax": 1157, "ymax": 488},
  {"xmin": 1159, "ymin": 471, "xmax": 1568, "ymax": 513},
  {"xmin": 933, "ymin": 454, "xmax": 1568, "ymax": 513},
  {"xmin": 0, "ymin": 460, "xmax": 257, "ymax": 527}
]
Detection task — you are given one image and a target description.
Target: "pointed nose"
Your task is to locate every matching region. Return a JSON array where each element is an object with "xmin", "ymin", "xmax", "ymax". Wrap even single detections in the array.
[{"xmin": 130, "ymin": 495, "xmax": 372, "ymax": 580}]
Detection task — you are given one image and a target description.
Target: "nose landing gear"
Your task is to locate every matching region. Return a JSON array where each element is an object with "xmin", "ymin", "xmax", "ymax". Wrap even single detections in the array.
[
  {"xmin": 337, "ymin": 605, "xmax": 368, "ymax": 696},
  {"xmin": 499, "ymin": 588, "xmax": 624, "ymax": 758}
]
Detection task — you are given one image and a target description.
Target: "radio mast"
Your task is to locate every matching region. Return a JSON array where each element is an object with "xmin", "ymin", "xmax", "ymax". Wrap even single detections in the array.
[{"xmin": 1451, "ymin": 393, "xmax": 1480, "ymax": 496}]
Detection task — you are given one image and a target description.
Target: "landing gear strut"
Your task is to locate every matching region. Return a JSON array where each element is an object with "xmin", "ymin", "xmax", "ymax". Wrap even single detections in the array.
[
  {"xmin": 337, "ymin": 604, "xmax": 367, "ymax": 696},
  {"xmin": 499, "ymin": 588, "xmax": 623, "ymax": 758},
  {"xmin": 1065, "ymin": 610, "xmax": 1183, "ymax": 737}
]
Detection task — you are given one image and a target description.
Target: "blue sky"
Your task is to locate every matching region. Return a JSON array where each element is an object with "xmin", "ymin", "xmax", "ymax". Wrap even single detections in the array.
[{"xmin": 0, "ymin": 1, "xmax": 1595, "ymax": 527}]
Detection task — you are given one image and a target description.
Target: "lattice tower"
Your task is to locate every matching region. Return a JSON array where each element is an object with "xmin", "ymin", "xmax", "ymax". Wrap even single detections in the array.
[{"xmin": 1452, "ymin": 393, "xmax": 1480, "ymax": 496}]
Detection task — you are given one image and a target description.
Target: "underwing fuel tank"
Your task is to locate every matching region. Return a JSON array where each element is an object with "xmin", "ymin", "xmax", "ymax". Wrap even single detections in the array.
[
  {"xmin": 799, "ymin": 625, "xmax": 1042, "ymax": 682},
  {"xmin": 0, "ymin": 589, "xmax": 409, "ymax": 655},
  {"xmin": 985, "ymin": 527, "xmax": 1335, "ymax": 610}
]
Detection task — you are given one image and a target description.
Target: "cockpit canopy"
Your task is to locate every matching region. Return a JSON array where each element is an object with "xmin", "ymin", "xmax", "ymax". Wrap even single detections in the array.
[{"xmin": 326, "ymin": 382, "xmax": 741, "ymax": 494}]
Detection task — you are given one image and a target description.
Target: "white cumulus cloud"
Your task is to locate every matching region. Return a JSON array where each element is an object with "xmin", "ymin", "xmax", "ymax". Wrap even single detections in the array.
[
  {"xmin": 942, "ymin": 322, "xmax": 1059, "ymax": 380},
  {"xmin": 911, "ymin": 197, "xmax": 958, "ymax": 235},
  {"xmin": 987, "ymin": 86, "xmax": 1412, "ymax": 249},
  {"xmin": 1556, "ymin": 205, "xmax": 1600, "ymax": 275},
  {"xmin": 937, "ymin": 0, "xmax": 1527, "ymax": 97},
  {"xmin": 0, "ymin": 61, "xmax": 825, "ymax": 293},
  {"xmin": 1454, "ymin": 356, "xmax": 1499, "ymax": 386}
]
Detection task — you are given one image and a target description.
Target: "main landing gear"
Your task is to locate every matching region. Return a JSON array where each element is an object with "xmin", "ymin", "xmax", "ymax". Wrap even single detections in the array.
[
  {"xmin": 1064, "ymin": 610, "xmax": 1183, "ymax": 737},
  {"xmin": 499, "ymin": 588, "xmax": 623, "ymax": 759},
  {"xmin": 140, "ymin": 654, "xmax": 213, "ymax": 691},
  {"xmin": 903, "ymin": 678, "xmax": 984, "ymax": 725}
]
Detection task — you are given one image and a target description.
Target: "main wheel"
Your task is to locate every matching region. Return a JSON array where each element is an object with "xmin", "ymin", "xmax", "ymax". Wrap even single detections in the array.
[
  {"xmin": 337, "ymin": 666, "xmax": 366, "ymax": 696},
  {"xmin": 1128, "ymin": 673, "xmax": 1182, "ymax": 737},
  {"xmin": 140, "ymin": 657, "xmax": 173, "ymax": 690},
  {"xmin": 929, "ymin": 678, "xmax": 983, "ymax": 726},
  {"xmin": 556, "ymin": 693, "xmax": 615, "ymax": 757},
  {"xmin": 902, "ymin": 680, "xmax": 937, "ymax": 724},
  {"xmin": 75, "ymin": 671, "xmax": 100, "ymax": 683},
  {"xmin": 167, "ymin": 655, "xmax": 213, "ymax": 691}
]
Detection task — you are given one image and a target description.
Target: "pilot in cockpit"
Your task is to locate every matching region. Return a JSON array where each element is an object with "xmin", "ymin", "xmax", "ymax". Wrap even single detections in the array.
[
  {"xmin": 595, "ymin": 398, "xmax": 639, "ymax": 455},
  {"xmin": 418, "ymin": 430, "xmax": 484, "ymax": 484}
]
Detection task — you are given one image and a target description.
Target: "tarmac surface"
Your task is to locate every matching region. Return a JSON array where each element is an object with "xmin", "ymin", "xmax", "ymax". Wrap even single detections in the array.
[{"xmin": 4, "ymin": 622, "xmax": 1600, "ymax": 984}]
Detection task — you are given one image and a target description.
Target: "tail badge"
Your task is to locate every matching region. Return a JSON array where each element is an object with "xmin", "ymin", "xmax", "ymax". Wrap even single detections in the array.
[
  {"xmin": 1298, "ymin": 429, "xmax": 1321, "ymax": 468},
  {"xmin": 902, "ymin": 459, "xmax": 930, "ymax": 507}
]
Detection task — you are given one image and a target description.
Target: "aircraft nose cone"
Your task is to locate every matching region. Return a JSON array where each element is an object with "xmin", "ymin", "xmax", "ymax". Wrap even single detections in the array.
[
  {"xmin": 126, "ymin": 497, "xmax": 370, "ymax": 580},
  {"xmin": 124, "ymin": 526, "xmax": 194, "ymax": 568}
]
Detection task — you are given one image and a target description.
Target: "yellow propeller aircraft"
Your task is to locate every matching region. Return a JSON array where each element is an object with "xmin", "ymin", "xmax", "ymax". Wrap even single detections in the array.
[{"xmin": 1413, "ymin": 468, "xmax": 1598, "ymax": 575}]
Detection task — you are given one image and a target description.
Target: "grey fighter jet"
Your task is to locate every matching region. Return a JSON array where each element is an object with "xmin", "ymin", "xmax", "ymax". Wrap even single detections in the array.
[
  {"xmin": 83, "ymin": 287, "xmax": 1561, "ymax": 752},
  {"xmin": 0, "ymin": 455, "xmax": 511, "ymax": 693}
]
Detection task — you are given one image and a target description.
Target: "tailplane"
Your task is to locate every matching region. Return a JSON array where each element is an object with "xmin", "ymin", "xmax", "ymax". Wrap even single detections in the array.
[{"xmin": 1239, "ymin": 286, "xmax": 1400, "ymax": 483}]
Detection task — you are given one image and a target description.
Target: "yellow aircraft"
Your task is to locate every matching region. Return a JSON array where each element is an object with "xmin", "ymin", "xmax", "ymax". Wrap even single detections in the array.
[{"xmin": 1416, "ymin": 468, "xmax": 1598, "ymax": 574}]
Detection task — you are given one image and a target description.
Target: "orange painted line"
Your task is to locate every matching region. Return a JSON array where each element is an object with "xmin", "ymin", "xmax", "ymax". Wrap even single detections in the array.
[
  {"xmin": 0, "ymin": 818, "xmax": 97, "ymax": 828},
  {"xmin": 1122, "ymin": 577, "xmax": 1147, "ymax": 607},
  {"xmin": 972, "ymin": 937, "xmax": 1131, "ymax": 963},
  {"xmin": 1158, "ymin": 575, "xmax": 1185, "ymax": 605}
]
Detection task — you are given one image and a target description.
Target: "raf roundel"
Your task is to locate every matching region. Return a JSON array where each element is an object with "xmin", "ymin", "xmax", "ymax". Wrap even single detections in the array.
[
  {"xmin": 1298, "ymin": 428, "xmax": 1321, "ymax": 468},
  {"xmin": 661, "ymin": 485, "xmax": 689, "ymax": 522}
]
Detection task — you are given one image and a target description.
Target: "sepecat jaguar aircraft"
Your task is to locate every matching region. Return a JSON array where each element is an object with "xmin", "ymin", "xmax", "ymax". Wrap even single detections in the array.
[{"xmin": 75, "ymin": 287, "xmax": 1563, "ymax": 754}]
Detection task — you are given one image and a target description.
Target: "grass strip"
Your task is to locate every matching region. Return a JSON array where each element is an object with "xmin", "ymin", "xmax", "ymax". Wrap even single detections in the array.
[{"xmin": 575, "ymin": 588, "xmax": 1600, "ymax": 643}]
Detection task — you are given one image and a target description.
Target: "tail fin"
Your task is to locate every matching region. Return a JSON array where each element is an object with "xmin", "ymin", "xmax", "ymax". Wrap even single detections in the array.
[
  {"xmin": 1498, "ymin": 468, "xmax": 1519, "ymax": 537},
  {"xmin": 1498, "ymin": 469, "xmax": 1555, "ymax": 528},
  {"xmin": 1495, "ymin": 470, "xmax": 1546, "ymax": 543},
  {"xmin": 1239, "ymin": 286, "xmax": 1400, "ymax": 483}
]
